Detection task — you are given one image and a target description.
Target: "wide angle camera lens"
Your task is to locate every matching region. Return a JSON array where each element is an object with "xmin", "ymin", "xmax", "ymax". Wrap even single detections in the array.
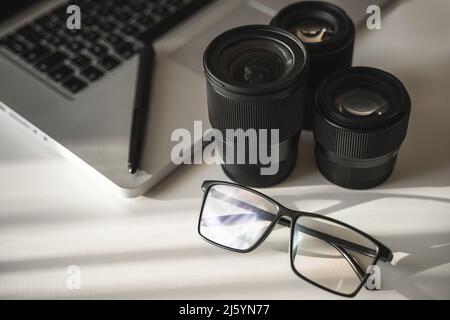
[
  {"xmin": 313, "ymin": 67, "xmax": 411, "ymax": 189},
  {"xmin": 271, "ymin": 1, "xmax": 355, "ymax": 130},
  {"xmin": 203, "ymin": 25, "xmax": 309, "ymax": 187}
]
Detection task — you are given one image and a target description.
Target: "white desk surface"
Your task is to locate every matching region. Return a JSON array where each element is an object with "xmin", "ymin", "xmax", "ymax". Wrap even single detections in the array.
[{"xmin": 1, "ymin": 0, "xmax": 449, "ymax": 300}]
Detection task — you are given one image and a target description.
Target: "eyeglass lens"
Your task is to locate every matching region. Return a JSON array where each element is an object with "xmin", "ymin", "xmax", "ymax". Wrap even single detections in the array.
[
  {"xmin": 200, "ymin": 184, "xmax": 278, "ymax": 251},
  {"xmin": 292, "ymin": 216, "xmax": 378, "ymax": 295}
]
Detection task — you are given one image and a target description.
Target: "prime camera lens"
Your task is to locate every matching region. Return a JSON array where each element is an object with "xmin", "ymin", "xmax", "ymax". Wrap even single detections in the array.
[
  {"xmin": 313, "ymin": 67, "xmax": 411, "ymax": 189},
  {"xmin": 203, "ymin": 25, "xmax": 309, "ymax": 187},
  {"xmin": 271, "ymin": 1, "xmax": 355, "ymax": 130}
]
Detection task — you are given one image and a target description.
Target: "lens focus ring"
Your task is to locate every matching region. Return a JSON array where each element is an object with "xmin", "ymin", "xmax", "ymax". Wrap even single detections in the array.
[
  {"xmin": 207, "ymin": 82, "xmax": 306, "ymax": 141},
  {"xmin": 314, "ymin": 112, "xmax": 410, "ymax": 159}
]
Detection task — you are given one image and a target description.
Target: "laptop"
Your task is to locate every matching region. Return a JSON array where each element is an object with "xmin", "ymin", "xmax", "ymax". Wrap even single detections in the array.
[{"xmin": 0, "ymin": 0, "xmax": 388, "ymax": 197}]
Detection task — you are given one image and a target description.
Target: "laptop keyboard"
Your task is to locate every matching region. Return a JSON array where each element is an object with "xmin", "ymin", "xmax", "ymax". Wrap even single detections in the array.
[{"xmin": 0, "ymin": 0, "xmax": 213, "ymax": 97}]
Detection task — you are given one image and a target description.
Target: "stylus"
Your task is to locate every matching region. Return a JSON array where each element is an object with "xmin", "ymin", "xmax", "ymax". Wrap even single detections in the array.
[{"xmin": 128, "ymin": 44, "xmax": 155, "ymax": 174}]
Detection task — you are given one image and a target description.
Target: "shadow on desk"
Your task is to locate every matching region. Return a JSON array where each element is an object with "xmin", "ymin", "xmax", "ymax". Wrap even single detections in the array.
[{"xmin": 274, "ymin": 192, "xmax": 450, "ymax": 300}]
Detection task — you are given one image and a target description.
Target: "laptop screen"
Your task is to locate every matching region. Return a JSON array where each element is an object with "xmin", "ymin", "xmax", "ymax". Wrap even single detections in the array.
[{"xmin": 0, "ymin": 0, "xmax": 43, "ymax": 23}]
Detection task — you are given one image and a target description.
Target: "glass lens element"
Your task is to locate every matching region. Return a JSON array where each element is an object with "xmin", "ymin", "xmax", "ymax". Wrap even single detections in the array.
[
  {"xmin": 292, "ymin": 216, "xmax": 378, "ymax": 295},
  {"xmin": 229, "ymin": 49, "xmax": 283, "ymax": 85},
  {"xmin": 334, "ymin": 88, "xmax": 389, "ymax": 117},
  {"xmin": 218, "ymin": 38, "xmax": 297, "ymax": 86},
  {"xmin": 289, "ymin": 18, "xmax": 335, "ymax": 43},
  {"xmin": 200, "ymin": 184, "xmax": 278, "ymax": 251}
]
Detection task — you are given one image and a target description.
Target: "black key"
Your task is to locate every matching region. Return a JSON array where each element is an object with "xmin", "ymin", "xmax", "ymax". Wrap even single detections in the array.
[
  {"xmin": 88, "ymin": 44, "xmax": 108, "ymax": 57},
  {"xmin": 34, "ymin": 15, "xmax": 49, "ymax": 26},
  {"xmin": 35, "ymin": 51, "xmax": 68, "ymax": 73},
  {"xmin": 18, "ymin": 26, "xmax": 42, "ymax": 43},
  {"xmin": 82, "ymin": 14, "xmax": 96, "ymax": 27},
  {"xmin": 4, "ymin": 37, "xmax": 31, "ymax": 55},
  {"xmin": 113, "ymin": 0, "xmax": 127, "ymax": 7},
  {"xmin": 29, "ymin": 22, "xmax": 44, "ymax": 33},
  {"xmin": 62, "ymin": 28, "xmax": 82, "ymax": 39},
  {"xmin": 66, "ymin": 41, "xmax": 85, "ymax": 52},
  {"xmin": 98, "ymin": 21, "xmax": 116, "ymax": 33},
  {"xmin": 82, "ymin": 30, "xmax": 101, "ymax": 42},
  {"xmin": 113, "ymin": 11, "xmax": 131, "ymax": 21},
  {"xmin": 117, "ymin": 4, "xmax": 132, "ymax": 12},
  {"xmin": 152, "ymin": 5, "xmax": 171, "ymax": 18},
  {"xmin": 45, "ymin": 34, "xmax": 65, "ymax": 47},
  {"xmin": 136, "ymin": 14, "xmax": 156, "ymax": 27},
  {"xmin": 36, "ymin": 17, "xmax": 60, "ymax": 34},
  {"xmin": 121, "ymin": 24, "xmax": 140, "ymax": 36},
  {"xmin": 75, "ymin": 0, "xmax": 97, "ymax": 10},
  {"xmin": 129, "ymin": 2, "xmax": 147, "ymax": 12},
  {"xmin": 48, "ymin": 13, "xmax": 64, "ymax": 23},
  {"xmin": 63, "ymin": 76, "xmax": 88, "ymax": 93},
  {"xmin": 81, "ymin": 65, "xmax": 104, "ymax": 81},
  {"xmin": 98, "ymin": 55, "xmax": 121, "ymax": 71},
  {"xmin": 21, "ymin": 45, "xmax": 50, "ymax": 63},
  {"xmin": 96, "ymin": 6, "xmax": 112, "ymax": 16},
  {"xmin": 49, "ymin": 64, "xmax": 74, "ymax": 82},
  {"xmin": 55, "ymin": 28, "xmax": 80, "ymax": 44},
  {"xmin": 138, "ymin": 0, "xmax": 214, "ymax": 43},
  {"xmin": 167, "ymin": 0, "xmax": 184, "ymax": 7},
  {"xmin": 105, "ymin": 34, "xmax": 126, "ymax": 48},
  {"xmin": 115, "ymin": 42, "xmax": 138, "ymax": 59},
  {"xmin": 71, "ymin": 54, "xmax": 91, "ymax": 68}
]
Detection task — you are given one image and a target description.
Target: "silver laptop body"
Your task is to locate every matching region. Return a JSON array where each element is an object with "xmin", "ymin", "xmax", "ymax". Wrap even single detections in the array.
[{"xmin": 0, "ymin": 0, "xmax": 388, "ymax": 197}]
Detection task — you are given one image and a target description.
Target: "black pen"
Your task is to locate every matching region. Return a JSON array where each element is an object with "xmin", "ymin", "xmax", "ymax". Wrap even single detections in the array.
[{"xmin": 128, "ymin": 44, "xmax": 155, "ymax": 174}]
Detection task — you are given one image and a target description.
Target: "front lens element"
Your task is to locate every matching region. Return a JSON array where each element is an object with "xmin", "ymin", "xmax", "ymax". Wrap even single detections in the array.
[
  {"xmin": 200, "ymin": 184, "xmax": 278, "ymax": 251},
  {"xmin": 289, "ymin": 18, "xmax": 336, "ymax": 43},
  {"xmin": 218, "ymin": 38, "xmax": 296, "ymax": 87},
  {"xmin": 228, "ymin": 49, "xmax": 283, "ymax": 85},
  {"xmin": 292, "ymin": 216, "xmax": 378, "ymax": 296},
  {"xmin": 334, "ymin": 88, "xmax": 389, "ymax": 117}
]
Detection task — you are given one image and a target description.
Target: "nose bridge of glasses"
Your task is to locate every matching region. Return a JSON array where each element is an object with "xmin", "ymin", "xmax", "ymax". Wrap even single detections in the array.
[{"xmin": 278, "ymin": 206, "xmax": 301, "ymax": 218}]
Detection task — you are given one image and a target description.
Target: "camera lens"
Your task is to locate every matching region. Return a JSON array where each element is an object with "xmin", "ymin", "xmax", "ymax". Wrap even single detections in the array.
[
  {"xmin": 271, "ymin": 1, "xmax": 355, "ymax": 130},
  {"xmin": 203, "ymin": 25, "xmax": 309, "ymax": 187},
  {"xmin": 313, "ymin": 67, "xmax": 411, "ymax": 189}
]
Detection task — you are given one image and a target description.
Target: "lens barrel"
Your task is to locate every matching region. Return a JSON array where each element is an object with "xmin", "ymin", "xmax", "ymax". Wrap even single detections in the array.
[
  {"xmin": 313, "ymin": 67, "xmax": 411, "ymax": 189},
  {"xmin": 203, "ymin": 25, "xmax": 309, "ymax": 187},
  {"xmin": 271, "ymin": 1, "xmax": 355, "ymax": 130}
]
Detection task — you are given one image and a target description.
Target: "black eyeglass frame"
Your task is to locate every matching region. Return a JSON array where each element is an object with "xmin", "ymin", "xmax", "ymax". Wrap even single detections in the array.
[{"xmin": 198, "ymin": 180, "xmax": 393, "ymax": 297}]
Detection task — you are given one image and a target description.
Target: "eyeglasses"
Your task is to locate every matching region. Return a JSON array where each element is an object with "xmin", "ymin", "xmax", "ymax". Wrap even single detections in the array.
[{"xmin": 197, "ymin": 180, "xmax": 393, "ymax": 297}]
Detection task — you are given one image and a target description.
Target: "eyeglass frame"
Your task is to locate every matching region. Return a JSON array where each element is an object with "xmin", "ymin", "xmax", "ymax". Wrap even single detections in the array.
[{"xmin": 197, "ymin": 180, "xmax": 393, "ymax": 297}]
